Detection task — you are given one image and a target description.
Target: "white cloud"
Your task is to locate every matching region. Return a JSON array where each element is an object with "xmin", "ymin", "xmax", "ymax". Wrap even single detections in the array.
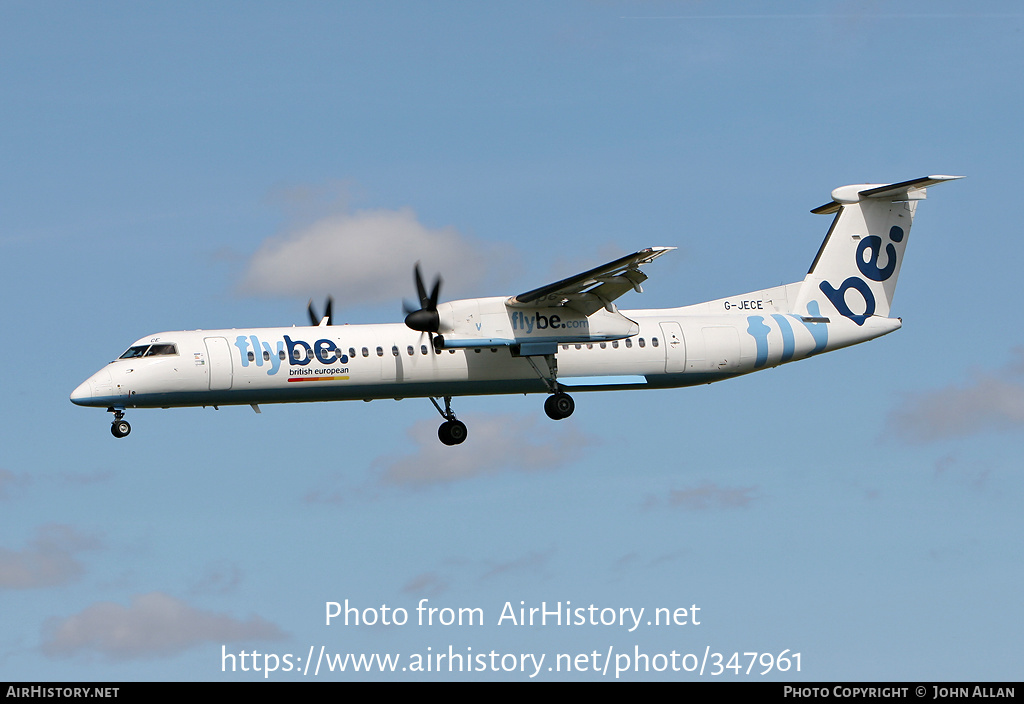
[
  {"xmin": 42, "ymin": 592, "xmax": 285, "ymax": 660},
  {"xmin": 238, "ymin": 206, "xmax": 517, "ymax": 307},
  {"xmin": 374, "ymin": 413, "xmax": 593, "ymax": 487},
  {"xmin": 644, "ymin": 482, "xmax": 758, "ymax": 511},
  {"xmin": 0, "ymin": 524, "xmax": 99, "ymax": 590},
  {"xmin": 887, "ymin": 348, "xmax": 1024, "ymax": 443}
]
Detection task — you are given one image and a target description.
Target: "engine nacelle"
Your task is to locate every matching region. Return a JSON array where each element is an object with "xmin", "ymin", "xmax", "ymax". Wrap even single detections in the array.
[{"xmin": 436, "ymin": 296, "xmax": 638, "ymax": 348}]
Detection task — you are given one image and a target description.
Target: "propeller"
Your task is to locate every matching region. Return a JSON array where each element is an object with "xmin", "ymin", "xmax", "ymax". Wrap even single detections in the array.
[
  {"xmin": 403, "ymin": 264, "xmax": 446, "ymax": 352},
  {"xmin": 307, "ymin": 296, "xmax": 334, "ymax": 326},
  {"xmin": 403, "ymin": 264, "xmax": 442, "ymax": 334}
]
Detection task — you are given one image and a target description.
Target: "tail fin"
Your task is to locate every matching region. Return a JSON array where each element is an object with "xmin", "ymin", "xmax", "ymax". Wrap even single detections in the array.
[{"xmin": 792, "ymin": 175, "xmax": 962, "ymax": 325}]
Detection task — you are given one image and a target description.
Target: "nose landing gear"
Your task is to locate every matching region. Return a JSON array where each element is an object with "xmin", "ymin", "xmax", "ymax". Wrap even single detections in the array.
[{"xmin": 108, "ymin": 408, "xmax": 131, "ymax": 438}]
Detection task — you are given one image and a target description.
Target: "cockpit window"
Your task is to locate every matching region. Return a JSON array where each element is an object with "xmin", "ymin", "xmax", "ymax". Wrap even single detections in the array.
[
  {"xmin": 118, "ymin": 343, "xmax": 178, "ymax": 360},
  {"xmin": 145, "ymin": 343, "xmax": 178, "ymax": 357},
  {"xmin": 119, "ymin": 346, "xmax": 150, "ymax": 359}
]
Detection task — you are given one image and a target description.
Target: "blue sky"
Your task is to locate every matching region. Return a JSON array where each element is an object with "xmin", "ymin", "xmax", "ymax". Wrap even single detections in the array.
[{"xmin": 2, "ymin": 1, "xmax": 1021, "ymax": 681}]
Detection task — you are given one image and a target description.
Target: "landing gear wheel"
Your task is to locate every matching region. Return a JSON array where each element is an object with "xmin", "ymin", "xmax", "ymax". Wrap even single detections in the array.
[
  {"xmin": 438, "ymin": 420, "xmax": 468, "ymax": 446},
  {"xmin": 544, "ymin": 392, "xmax": 575, "ymax": 420},
  {"xmin": 111, "ymin": 420, "xmax": 131, "ymax": 438},
  {"xmin": 429, "ymin": 396, "xmax": 467, "ymax": 446}
]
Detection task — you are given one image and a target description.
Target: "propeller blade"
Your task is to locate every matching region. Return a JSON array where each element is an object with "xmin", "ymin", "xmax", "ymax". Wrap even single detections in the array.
[
  {"xmin": 404, "ymin": 263, "xmax": 443, "ymax": 333},
  {"xmin": 428, "ymin": 276, "xmax": 442, "ymax": 310},
  {"xmin": 414, "ymin": 263, "xmax": 429, "ymax": 309},
  {"xmin": 307, "ymin": 296, "xmax": 334, "ymax": 326}
]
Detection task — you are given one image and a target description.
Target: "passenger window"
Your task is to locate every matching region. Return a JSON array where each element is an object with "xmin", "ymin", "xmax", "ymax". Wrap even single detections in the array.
[
  {"xmin": 408, "ymin": 346, "xmax": 414, "ymax": 356},
  {"xmin": 279, "ymin": 350, "xmax": 286, "ymax": 361},
  {"xmin": 639, "ymin": 338, "xmax": 645, "ymax": 348},
  {"xmin": 392, "ymin": 346, "xmax": 399, "ymax": 357},
  {"xmin": 247, "ymin": 351, "xmax": 255, "ymax": 362},
  {"xmin": 600, "ymin": 342, "xmax": 606, "ymax": 349},
  {"xmin": 361, "ymin": 347, "xmax": 369, "ymax": 357},
  {"xmin": 349, "ymin": 348, "xmax": 356, "ymax": 359},
  {"xmin": 376, "ymin": 346, "xmax": 383, "ymax": 357},
  {"xmin": 625, "ymin": 338, "xmax": 633, "ymax": 348},
  {"xmin": 652, "ymin": 337, "xmax": 659, "ymax": 348},
  {"xmin": 421, "ymin": 345, "xmax": 428, "ymax": 355},
  {"xmin": 263, "ymin": 350, "xmax": 270, "ymax": 361},
  {"xmin": 612, "ymin": 340, "xmax": 619, "ymax": 348}
]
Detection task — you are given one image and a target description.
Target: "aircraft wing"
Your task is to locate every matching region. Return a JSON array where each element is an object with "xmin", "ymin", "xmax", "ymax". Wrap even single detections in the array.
[{"xmin": 508, "ymin": 247, "xmax": 674, "ymax": 311}]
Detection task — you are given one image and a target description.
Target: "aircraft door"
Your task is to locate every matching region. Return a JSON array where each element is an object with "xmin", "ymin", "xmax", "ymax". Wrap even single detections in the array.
[
  {"xmin": 659, "ymin": 322, "xmax": 686, "ymax": 373},
  {"xmin": 204, "ymin": 337, "xmax": 234, "ymax": 390}
]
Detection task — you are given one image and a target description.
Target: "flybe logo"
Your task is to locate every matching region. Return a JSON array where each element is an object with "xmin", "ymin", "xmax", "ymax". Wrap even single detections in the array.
[
  {"xmin": 233, "ymin": 335, "xmax": 349, "ymax": 376},
  {"xmin": 819, "ymin": 225, "xmax": 903, "ymax": 326},
  {"xmin": 510, "ymin": 311, "xmax": 587, "ymax": 334}
]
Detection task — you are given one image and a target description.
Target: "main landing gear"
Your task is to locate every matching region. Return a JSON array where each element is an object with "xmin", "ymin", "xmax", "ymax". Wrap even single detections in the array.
[
  {"xmin": 430, "ymin": 396, "xmax": 467, "ymax": 446},
  {"xmin": 543, "ymin": 391, "xmax": 575, "ymax": 420},
  {"xmin": 438, "ymin": 419, "xmax": 468, "ymax": 446},
  {"xmin": 429, "ymin": 390, "xmax": 575, "ymax": 446},
  {"xmin": 527, "ymin": 351, "xmax": 575, "ymax": 421},
  {"xmin": 427, "ymin": 351, "xmax": 578, "ymax": 445},
  {"xmin": 109, "ymin": 408, "xmax": 131, "ymax": 438}
]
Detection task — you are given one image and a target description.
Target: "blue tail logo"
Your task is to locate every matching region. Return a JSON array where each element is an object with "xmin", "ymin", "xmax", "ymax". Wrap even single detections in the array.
[{"xmin": 819, "ymin": 226, "xmax": 903, "ymax": 326}]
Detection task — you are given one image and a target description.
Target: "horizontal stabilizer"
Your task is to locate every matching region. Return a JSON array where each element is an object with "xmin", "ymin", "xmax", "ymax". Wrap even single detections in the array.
[{"xmin": 811, "ymin": 175, "xmax": 963, "ymax": 214}]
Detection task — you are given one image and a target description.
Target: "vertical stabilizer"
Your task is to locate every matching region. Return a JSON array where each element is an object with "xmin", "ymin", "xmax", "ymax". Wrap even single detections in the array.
[{"xmin": 792, "ymin": 175, "xmax": 961, "ymax": 325}]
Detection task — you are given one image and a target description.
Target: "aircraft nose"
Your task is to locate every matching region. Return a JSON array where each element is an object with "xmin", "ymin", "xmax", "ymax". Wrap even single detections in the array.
[
  {"xmin": 70, "ymin": 368, "xmax": 112, "ymax": 407},
  {"xmin": 70, "ymin": 379, "xmax": 93, "ymax": 405}
]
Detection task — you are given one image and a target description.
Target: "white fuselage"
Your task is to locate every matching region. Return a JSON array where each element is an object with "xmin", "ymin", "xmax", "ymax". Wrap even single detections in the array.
[
  {"xmin": 70, "ymin": 175, "xmax": 960, "ymax": 442},
  {"xmin": 70, "ymin": 289, "xmax": 901, "ymax": 411}
]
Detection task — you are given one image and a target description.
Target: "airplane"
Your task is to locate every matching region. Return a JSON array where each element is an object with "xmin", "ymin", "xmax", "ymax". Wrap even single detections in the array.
[{"xmin": 71, "ymin": 175, "xmax": 961, "ymax": 445}]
